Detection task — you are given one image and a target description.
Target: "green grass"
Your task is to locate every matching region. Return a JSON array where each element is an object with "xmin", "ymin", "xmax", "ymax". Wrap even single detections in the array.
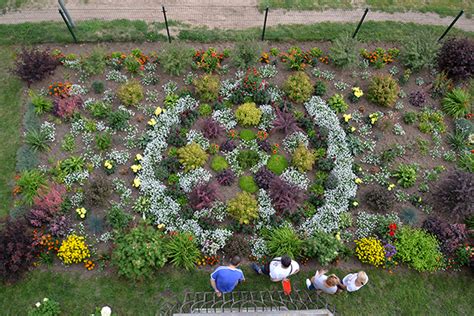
[
  {"xmin": 179, "ymin": 21, "xmax": 473, "ymax": 42},
  {"xmin": 259, "ymin": 0, "xmax": 473, "ymax": 17},
  {"xmin": 0, "ymin": 47, "xmax": 22, "ymax": 218},
  {"xmin": 0, "ymin": 266, "xmax": 472, "ymax": 315},
  {"xmin": 0, "ymin": 0, "xmax": 29, "ymax": 12}
]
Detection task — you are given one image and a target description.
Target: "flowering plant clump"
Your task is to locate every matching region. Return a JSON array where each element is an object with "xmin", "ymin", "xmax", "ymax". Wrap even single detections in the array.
[
  {"xmin": 193, "ymin": 47, "xmax": 226, "ymax": 73},
  {"xmin": 103, "ymin": 159, "xmax": 115, "ymax": 175},
  {"xmin": 349, "ymin": 87, "xmax": 363, "ymax": 103},
  {"xmin": 48, "ymin": 81, "xmax": 72, "ymax": 98},
  {"xmin": 360, "ymin": 47, "xmax": 399, "ymax": 68},
  {"xmin": 57, "ymin": 234, "xmax": 91, "ymax": 265},
  {"xmin": 75, "ymin": 207, "xmax": 87, "ymax": 219},
  {"xmin": 354, "ymin": 237, "xmax": 386, "ymax": 267}
]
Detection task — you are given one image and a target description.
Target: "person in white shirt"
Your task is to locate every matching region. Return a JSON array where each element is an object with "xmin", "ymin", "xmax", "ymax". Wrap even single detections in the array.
[
  {"xmin": 340, "ymin": 271, "xmax": 368, "ymax": 292},
  {"xmin": 252, "ymin": 255, "xmax": 300, "ymax": 281},
  {"xmin": 306, "ymin": 269, "xmax": 342, "ymax": 294}
]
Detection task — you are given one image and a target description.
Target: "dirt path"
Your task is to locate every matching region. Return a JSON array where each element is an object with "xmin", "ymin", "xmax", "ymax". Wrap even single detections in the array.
[{"xmin": 0, "ymin": 0, "xmax": 472, "ymax": 32}]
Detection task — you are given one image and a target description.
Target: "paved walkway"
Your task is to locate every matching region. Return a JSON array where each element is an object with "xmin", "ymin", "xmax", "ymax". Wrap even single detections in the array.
[{"xmin": 0, "ymin": 1, "xmax": 472, "ymax": 32}]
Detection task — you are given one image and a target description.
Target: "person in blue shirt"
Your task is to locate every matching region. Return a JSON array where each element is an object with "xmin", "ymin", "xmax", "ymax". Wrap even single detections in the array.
[{"xmin": 210, "ymin": 256, "xmax": 245, "ymax": 296}]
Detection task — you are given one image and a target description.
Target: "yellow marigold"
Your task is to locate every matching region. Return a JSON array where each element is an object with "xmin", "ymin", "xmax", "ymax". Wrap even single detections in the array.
[
  {"xmin": 354, "ymin": 237, "xmax": 386, "ymax": 267},
  {"xmin": 57, "ymin": 234, "xmax": 90, "ymax": 265}
]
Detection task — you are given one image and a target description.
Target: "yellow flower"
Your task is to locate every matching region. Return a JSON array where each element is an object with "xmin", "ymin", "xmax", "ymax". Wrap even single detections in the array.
[
  {"xmin": 136, "ymin": 153, "xmax": 143, "ymax": 161},
  {"xmin": 131, "ymin": 164, "xmax": 142, "ymax": 173},
  {"xmin": 80, "ymin": 214, "xmax": 85, "ymax": 219},
  {"xmin": 104, "ymin": 160, "xmax": 113, "ymax": 169},
  {"xmin": 350, "ymin": 126, "xmax": 356, "ymax": 132},
  {"xmin": 147, "ymin": 118, "xmax": 156, "ymax": 126},
  {"xmin": 352, "ymin": 201, "xmax": 359, "ymax": 207},
  {"xmin": 388, "ymin": 183, "xmax": 396, "ymax": 191},
  {"xmin": 343, "ymin": 114, "xmax": 352, "ymax": 122},
  {"xmin": 335, "ymin": 232, "xmax": 341, "ymax": 241},
  {"xmin": 353, "ymin": 87, "xmax": 363, "ymax": 98},
  {"xmin": 355, "ymin": 178, "xmax": 363, "ymax": 184},
  {"xmin": 133, "ymin": 177, "xmax": 141, "ymax": 188},
  {"xmin": 154, "ymin": 106, "xmax": 162, "ymax": 116},
  {"xmin": 157, "ymin": 223, "xmax": 165, "ymax": 229}
]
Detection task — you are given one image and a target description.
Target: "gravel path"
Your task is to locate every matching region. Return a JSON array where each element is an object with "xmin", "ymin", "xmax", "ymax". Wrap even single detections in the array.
[{"xmin": 0, "ymin": 0, "xmax": 472, "ymax": 32}]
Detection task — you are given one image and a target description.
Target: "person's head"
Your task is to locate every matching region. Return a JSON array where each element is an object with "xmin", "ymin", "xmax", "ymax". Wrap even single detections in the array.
[
  {"xmin": 280, "ymin": 255, "xmax": 292, "ymax": 268},
  {"xmin": 230, "ymin": 255, "xmax": 241, "ymax": 267},
  {"xmin": 326, "ymin": 274, "xmax": 339, "ymax": 287},
  {"xmin": 357, "ymin": 271, "xmax": 368, "ymax": 285}
]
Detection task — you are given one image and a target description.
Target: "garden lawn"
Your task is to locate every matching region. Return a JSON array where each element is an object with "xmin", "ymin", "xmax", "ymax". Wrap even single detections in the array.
[
  {"xmin": 0, "ymin": 267, "xmax": 472, "ymax": 315},
  {"xmin": 0, "ymin": 47, "xmax": 22, "ymax": 218},
  {"xmin": 259, "ymin": 0, "xmax": 473, "ymax": 17}
]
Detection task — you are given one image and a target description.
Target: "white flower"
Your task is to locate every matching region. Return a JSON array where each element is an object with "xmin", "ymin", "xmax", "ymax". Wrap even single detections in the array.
[
  {"xmin": 101, "ymin": 306, "xmax": 112, "ymax": 316},
  {"xmin": 43, "ymin": 298, "xmax": 49, "ymax": 302},
  {"xmin": 35, "ymin": 302, "xmax": 41, "ymax": 308}
]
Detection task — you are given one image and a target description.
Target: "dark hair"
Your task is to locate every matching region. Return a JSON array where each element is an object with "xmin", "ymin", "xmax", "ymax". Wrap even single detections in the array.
[
  {"xmin": 281, "ymin": 255, "xmax": 291, "ymax": 268},
  {"xmin": 230, "ymin": 255, "xmax": 241, "ymax": 266}
]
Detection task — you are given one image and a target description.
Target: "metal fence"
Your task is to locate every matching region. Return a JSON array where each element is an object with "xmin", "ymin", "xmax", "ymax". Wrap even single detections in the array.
[{"xmin": 0, "ymin": 0, "xmax": 469, "ymax": 43}]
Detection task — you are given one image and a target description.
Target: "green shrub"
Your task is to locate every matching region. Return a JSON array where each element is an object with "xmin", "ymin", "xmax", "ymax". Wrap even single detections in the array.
[
  {"xmin": 266, "ymin": 226, "xmax": 303, "ymax": 259},
  {"xmin": 235, "ymin": 102, "xmax": 262, "ymax": 126},
  {"xmin": 313, "ymin": 81, "xmax": 326, "ymax": 96},
  {"xmin": 165, "ymin": 232, "xmax": 201, "ymax": 270},
  {"xmin": 292, "ymin": 143, "xmax": 316, "ymax": 172},
  {"xmin": 89, "ymin": 101, "xmax": 111, "ymax": 119},
  {"xmin": 401, "ymin": 32, "xmax": 440, "ymax": 71},
  {"xmin": 393, "ymin": 163, "xmax": 418, "ymax": 188},
  {"xmin": 458, "ymin": 152, "xmax": 474, "ymax": 173},
  {"xmin": 117, "ymin": 80, "xmax": 144, "ymax": 106},
  {"xmin": 25, "ymin": 128, "xmax": 50, "ymax": 152},
  {"xmin": 329, "ymin": 34, "xmax": 358, "ymax": 68},
  {"xmin": 17, "ymin": 169, "xmax": 47, "ymax": 205},
  {"xmin": 91, "ymin": 80, "xmax": 105, "ymax": 94},
  {"xmin": 198, "ymin": 103, "xmax": 212, "ymax": 117},
  {"xmin": 367, "ymin": 75, "xmax": 399, "ymax": 107},
  {"xmin": 239, "ymin": 129, "xmax": 257, "ymax": 141},
  {"xmin": 80, "ymin": 47, "xmax": 106, "ymax": 77},
  {"xmin": 29, "ymin": 90, "xmax": 52, "ymax": 114},
  {"xmin": 303, "ymin": 231, "xmax": 343, "ymax": 265},
  {"xmin": 177, "ymin": 142, "xmax": 209, "ymax": 171},
  {"xmin": 112, "ymin": 224, "xmax": 167, "ymax": 279},
  {"xmin": 237, "ymin": 150, "xmax": 260, "ymax": 170},
  {"xmin": 193, "ymin": 74, "xmax": 220, "ymax": 102},
  {"xmin": 418, "ymin": 109, "xmax": 446, "ymax": 134},
  {"xmin": 283, "ymin": 72, "xmax": 314, "ymax": 103},
  {"xmin": 59, "ymin": 156, "xmax": 85, "ymax": 174},
  {"xmin": 211, "ymin": 155, "xmax": 229, "ymax": 172},
  {"xmin": 267, "ymin": 154, "xmax": 288, "ymax": 175},
  {"xmin": 158, "ymin": 43, "xmax": 193, "ymax": 76},
  {"xmin": 95, "ymin": 132, "xmax": 112, "ymax": 151},
  {"xmin": 395, "ymin": 226, "xmax": 443, "ymax": 272},
  {"xmin": 232, "ymin": 41, "xmax": 260, "ymax": 69},
  {"xmin": 327, "ymin": 94, "xmax": 349, "ymax": 113},
  {"xmin": 227, "ymin": 192, "xmax": 258, "ymax": 225},
  {"xmin": 106, "ymin": 204, "xmax": 132, "ymax": 230},
  {"xmin": 239, "ymin": 176, "xmax": 258, "ymax": 193},
  {"xmin": 108, "ymin": 108, "xmax": 131, "ymax": 131},
  {"xmin": 27, "ymin": 297, "xmax": 61, "ymax": 316},
  {"xmin": 442, "ymin": 88, "xmax": 471, "ymax": 118},
  {"xmin": 403, "ymin": 112, "xmax": 418, "ymax": 125}
]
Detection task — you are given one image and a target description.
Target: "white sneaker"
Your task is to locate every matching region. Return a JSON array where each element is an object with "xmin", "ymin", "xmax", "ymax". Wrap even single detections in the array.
[{"xmin": 305, "ymin": 279, "xmax": 312, "ymax": 289}]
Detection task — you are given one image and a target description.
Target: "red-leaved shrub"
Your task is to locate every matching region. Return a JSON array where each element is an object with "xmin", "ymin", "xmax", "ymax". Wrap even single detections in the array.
[
  {"xmin": 437, "ymin": 38, "xmax": 474, "ymax": 81},
  {"xmin": 13, "ymin": 48, "xmax": 59, "ymax": 86},
  {"xmin": 0, "ymin": 219, "xmax": 35, "ymax": 282},
  {"xmin": 53, "ymin": 95, "xmax": 83, "ymax": 119},
  {"xmin": 189, "ymin": 182, "xmax": 219, "ymax": 210}
]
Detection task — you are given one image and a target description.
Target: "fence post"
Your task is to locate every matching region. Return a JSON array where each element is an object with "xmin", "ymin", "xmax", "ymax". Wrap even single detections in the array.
[
  {"xmin": 438, "ymin": 10, "xmax": 464, "ymax": 41},
  {"xmin": 261, "ymin": 7, "xmax": 269, "ymax": 41},
  {"xmin": 352, "ymin": 8, "xmax": 369, "ymax": 39},
  {"xmin": 58, "ymin": 0, "xmax": 75, "ymax": 28},
  {"xmin": 162, "ymin": 6, "xmax": 171, "ymax": 43},
  {"xmin": 58, "ymin": 9, "xmax": 77, "ymax": 43}
]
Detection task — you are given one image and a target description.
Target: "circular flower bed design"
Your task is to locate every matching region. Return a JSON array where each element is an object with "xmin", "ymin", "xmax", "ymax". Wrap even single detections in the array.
[{"xmin": 136, "ymin": 69, "xmax": 356, "ymax": 256}]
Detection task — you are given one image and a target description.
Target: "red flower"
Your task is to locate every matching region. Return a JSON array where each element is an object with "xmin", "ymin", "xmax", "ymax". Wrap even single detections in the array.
[
  {"xmin": 389, "ymin": 231, "xmax": 395, "ymax": 237},
  {"xmin": 389, "ymin": 223, "xmax": 397, "ymax": 231}
]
